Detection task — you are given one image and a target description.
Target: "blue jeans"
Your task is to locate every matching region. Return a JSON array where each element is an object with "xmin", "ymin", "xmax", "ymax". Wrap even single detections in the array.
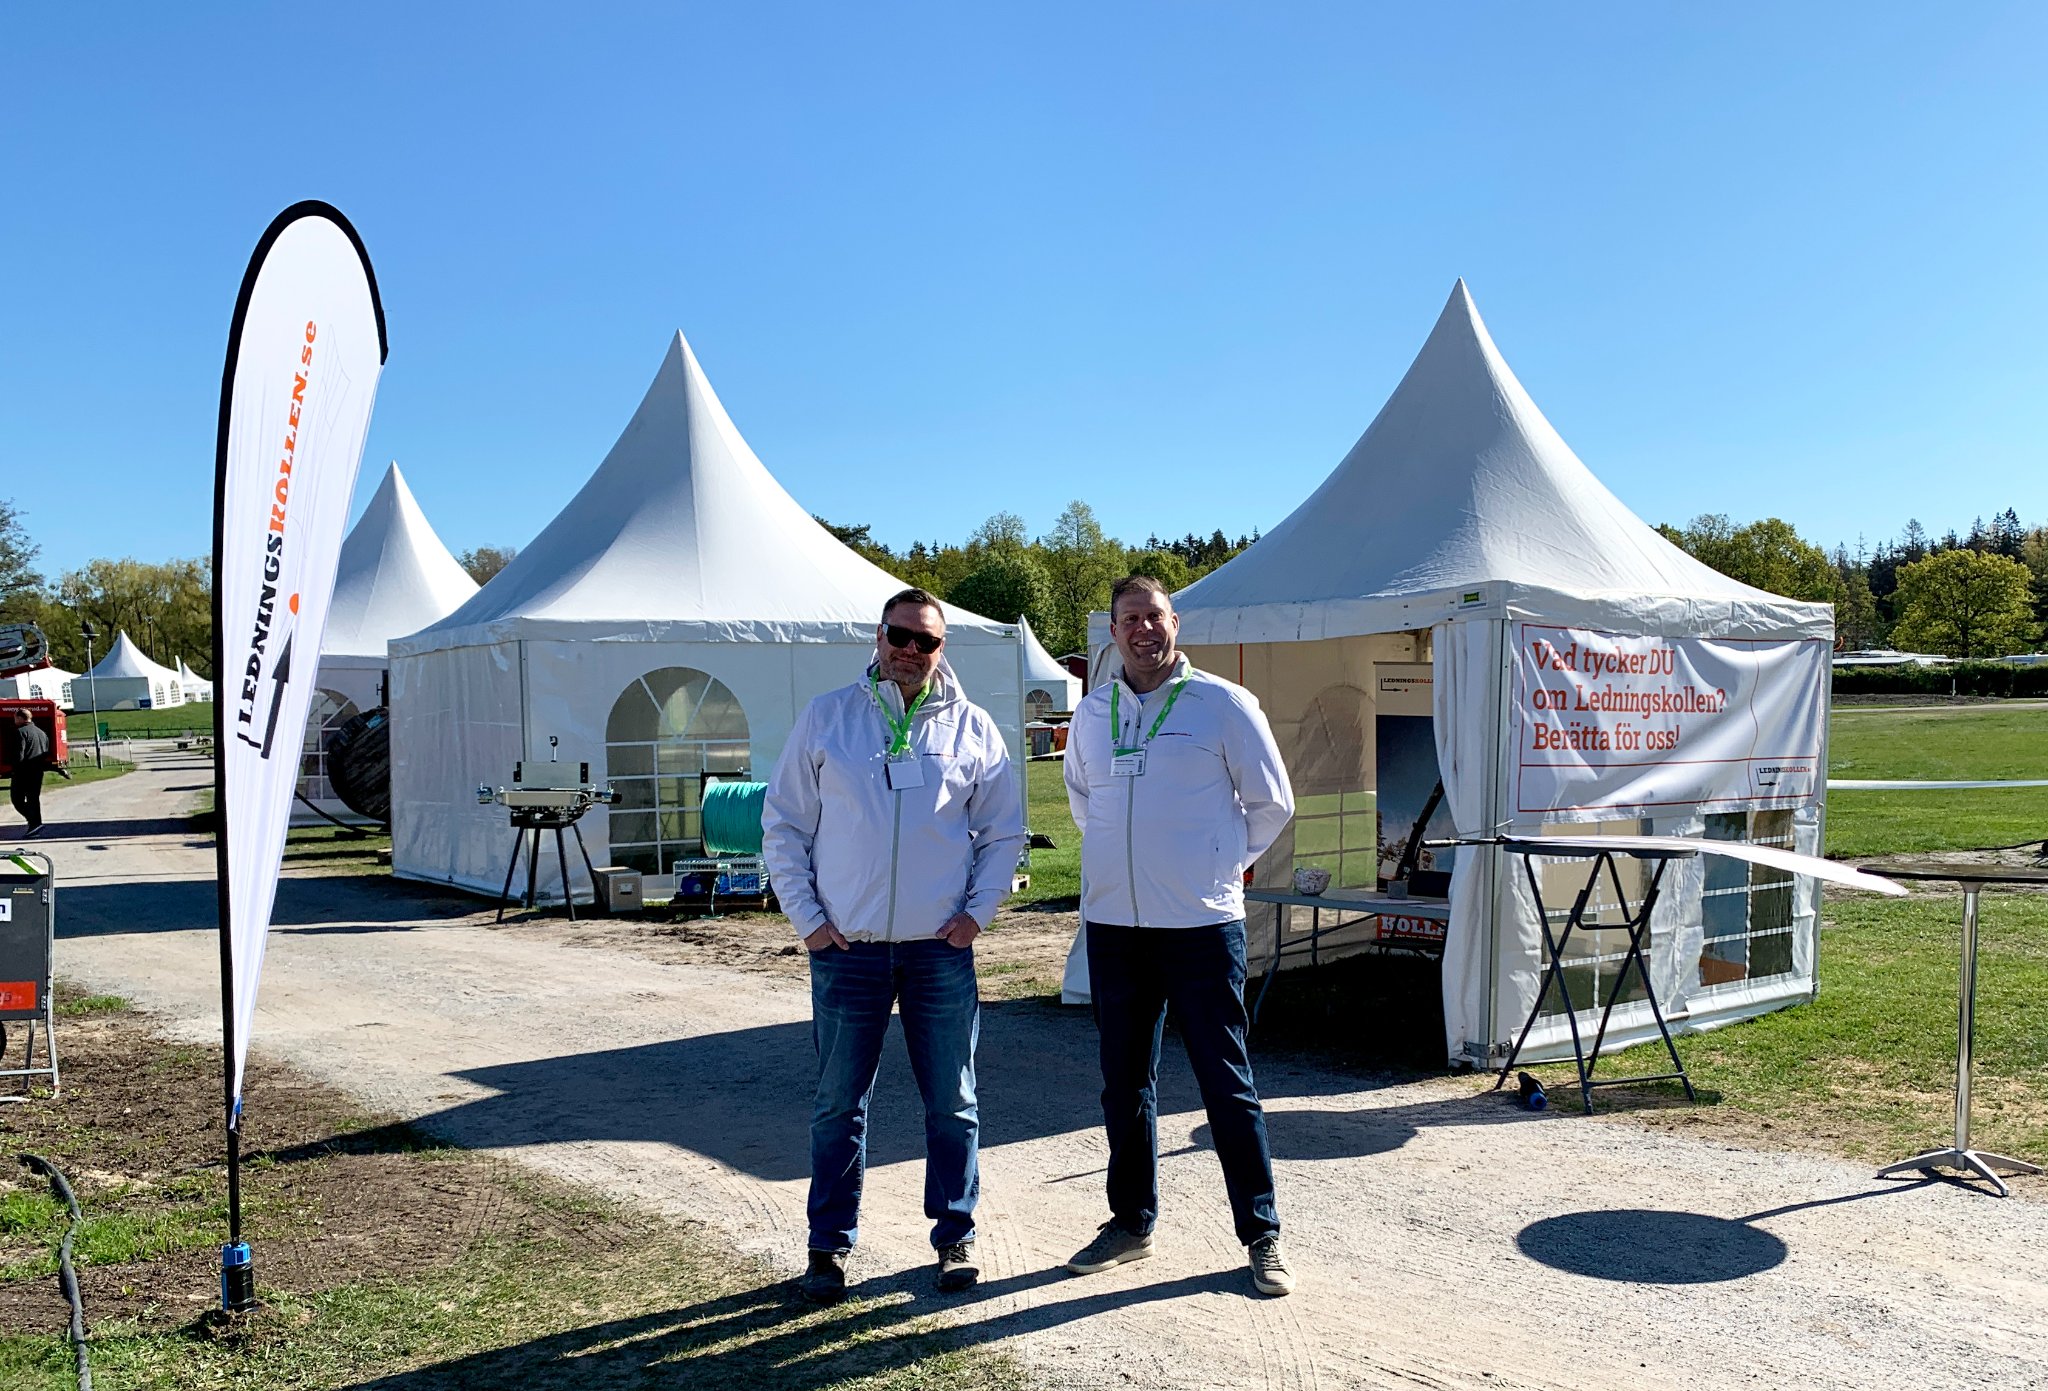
[
  {"xmin": 1087, "ymin": 920, "xmax": 1279, "ymax": 1247},
  {"xmin": 808, "ymin": 938, "xmax": 980, "ymax": 1252}
]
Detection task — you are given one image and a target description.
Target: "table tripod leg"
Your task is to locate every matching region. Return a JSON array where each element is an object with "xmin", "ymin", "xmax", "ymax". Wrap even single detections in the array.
[
  {"xmin": 555, "ymin": 828, "xmax": 575, "ymax": 922},
  {"xmin": 1583, "ymin": 859, "xmax": 1693, "ymax": 1103},
  {"xmin": 524, "ymin": 829, "xmax": 540, "ymax": 909},
  {"xmin": 1496, "ymin": 856, "xmax": 1589, "ymax": 1099},
  {"xmin": 496, "ymin": 830, "xmax": 524, "ymax": 923},
  {"xmin": 573, "ymin": 823, "xmax": 597, "ymax": 882}
]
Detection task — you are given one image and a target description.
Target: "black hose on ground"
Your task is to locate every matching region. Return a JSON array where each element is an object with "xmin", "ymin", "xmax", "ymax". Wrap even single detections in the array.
[{"xmin": 18, "ymin": 1154, "xmax": 91, "ymax": 1391}]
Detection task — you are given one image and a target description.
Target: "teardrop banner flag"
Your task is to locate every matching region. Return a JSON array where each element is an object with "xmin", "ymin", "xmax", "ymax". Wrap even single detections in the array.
[{"xmin": 212, "ymin": 202, "xmax": 386, "ymax": 1304}]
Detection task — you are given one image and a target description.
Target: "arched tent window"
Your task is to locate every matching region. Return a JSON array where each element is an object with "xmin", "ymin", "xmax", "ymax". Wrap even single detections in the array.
[
  {"xmin": 1025, "ymin": 687, "xmax": 1056, "ymax": 722},
  {"xmin": 301, "ymin": 690, "xmax": 361, "ymax": 801},
  {"xmin": 606, "ymin": 668, "xmax": 751, "ymax": 875}
]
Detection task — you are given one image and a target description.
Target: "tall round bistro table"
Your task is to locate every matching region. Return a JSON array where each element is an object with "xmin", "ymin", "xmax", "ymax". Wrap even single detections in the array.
[{"xmin": 1859, "ymin": 861, "xmax": 2047, "ymax": 1197}]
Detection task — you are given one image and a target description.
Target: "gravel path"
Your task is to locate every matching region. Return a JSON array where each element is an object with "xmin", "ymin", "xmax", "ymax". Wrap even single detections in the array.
[{"xmin": 33, "ymin": 745, "xmax": 2048, "ymax": 1390}]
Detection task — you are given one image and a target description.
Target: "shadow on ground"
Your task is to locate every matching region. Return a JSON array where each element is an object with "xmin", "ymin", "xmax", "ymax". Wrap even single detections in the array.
[{"xmin": 341, "ymin": 1265, "xmax": 1242, "ymax": 1390}]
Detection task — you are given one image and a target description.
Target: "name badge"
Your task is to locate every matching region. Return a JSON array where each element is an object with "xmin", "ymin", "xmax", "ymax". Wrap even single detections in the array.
[
  {"xmin": 885, "ymin": 756, "xmax": 926, "ymax": 790},
  {"xmin": 1111, "ymin": 750, "xmax": 1147, "ymax": 778}
]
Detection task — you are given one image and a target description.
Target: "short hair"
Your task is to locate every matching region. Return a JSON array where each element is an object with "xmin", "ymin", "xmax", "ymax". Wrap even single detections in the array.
[
  {"xmin": 1110, "ymin": 574, "xmax": 1173, "ymax": 616},
  {"xmin": 881, "ymin": 587, "xmax": 942, "ymax": 624}
]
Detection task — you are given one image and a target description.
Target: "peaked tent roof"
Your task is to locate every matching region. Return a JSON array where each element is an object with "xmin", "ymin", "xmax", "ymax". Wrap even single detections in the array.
[
  {"xmin": 324, "ymin": 462, "xmax": 480, "ymax": 659},
  {"xmin": 398, "ymin": 333, "xmax": 1010, "ymax": 655},
  {"xmin": 176, "ymin": 658, "xmax": 213, "ymax": 689},
  {"xmin": 1170, "ymin": 281, "xmax": 1832, "ymax": 647},
  {"xmin": 1019, "ymin": 617, "xmax": 1076, "ymax": 685},
  {"xmin": 85, "ymin": 631, "xmax": 181, "ymax": 683}
]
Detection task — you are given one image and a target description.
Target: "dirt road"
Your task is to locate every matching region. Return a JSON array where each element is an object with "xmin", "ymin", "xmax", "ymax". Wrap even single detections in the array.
[{"xmin": 32, "ymin": 746, "xmax": 2048, "ymax": 1390}]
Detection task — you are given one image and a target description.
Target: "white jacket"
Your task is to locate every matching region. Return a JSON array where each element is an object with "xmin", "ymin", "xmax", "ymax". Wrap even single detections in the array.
[
  {"xmin": 1065, "ymin": 655, "xmax": 1294, "ymax": 928},
  {"xmin": 762, "ymin": 662, "xmax": 1025, "ymax": 943}
]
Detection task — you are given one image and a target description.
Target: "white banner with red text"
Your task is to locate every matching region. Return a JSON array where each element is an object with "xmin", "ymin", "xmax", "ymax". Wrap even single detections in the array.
[
  {"xmin": 1509, "ymin": 624, "xmax": 1828, "ymax": 820},
  {"xmin": 214, "ymin": 203, "xmax": 387, "ymax": 1116}
]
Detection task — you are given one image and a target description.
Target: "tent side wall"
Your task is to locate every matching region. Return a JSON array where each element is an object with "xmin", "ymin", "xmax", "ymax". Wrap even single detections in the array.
[{"xmin": 392, "ymin": 630, "xmax": 1025, "ymax": 899}]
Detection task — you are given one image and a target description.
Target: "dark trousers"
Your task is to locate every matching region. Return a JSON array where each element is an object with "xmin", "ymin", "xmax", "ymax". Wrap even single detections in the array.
[
  {"xmin": 9, "ymin": 767, "xmax": 42, "ymax": 830},
  {"xmin": 1086, "ymin": 920, "xmax": 1279, "ymax": 1247}
]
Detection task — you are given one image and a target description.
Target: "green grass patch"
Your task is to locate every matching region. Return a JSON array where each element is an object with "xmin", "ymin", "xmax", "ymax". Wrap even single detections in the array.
[
  {"xmin": 1825, "ymin": 704, "xmax": 2048, "ymax": 857},
  {"xmin": 54, "ymin": 994, "xmax": 129, "ymax": 1018},
  {"xmin": 1596, "ymin": 891, "xmax": 2048, "ymax": 1162},
  {"xmin": 1017, "ymin": 758, "xmax": 1079, "ymax": 905},
  {"xmin": 282, "ymin": 825, "xmax": 393, "ymax": 876},
  {"xmin": 61, "ymin": 703, "xmax": 215, "ymax": 740}
]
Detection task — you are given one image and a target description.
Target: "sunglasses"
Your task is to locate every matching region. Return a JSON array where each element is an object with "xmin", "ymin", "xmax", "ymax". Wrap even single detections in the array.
[{"xmin": 884, "ymin": 624, "xmax": 944, "ymax": 655}]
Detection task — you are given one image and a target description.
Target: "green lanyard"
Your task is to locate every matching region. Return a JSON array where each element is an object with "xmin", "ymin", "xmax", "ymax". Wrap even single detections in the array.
[
  {"xmin": 1111, "ymin": 676, "xmax": 1189, "ymax": 755},
  {"xmin": 870, "ymin": 671, "xmax": 930, "ymax": 756}
]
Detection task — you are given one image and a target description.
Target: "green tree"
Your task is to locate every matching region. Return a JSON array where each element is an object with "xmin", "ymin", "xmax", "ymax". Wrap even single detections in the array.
[
  {"xmin": 1655, "ymin": 515, "xmax": 1845, "ymax": 604},
  {"xmin": 1889, "ymin": 549, "xmax": 2037, "ymax": 658},
  {"xmin": 457, "ymin": 544, "xmax": 519, "ymax": 584},
  {"xmin": 57, "ymin": 557, "xmax": 212, "ymax": 671},
  {"xmin": 949, "ymin": 552, "xmax": 1054, "ymax": 631},
  {"xmin": 1124, "ymin": 549, "xmax": 1192, "ymax": 593},
  {"xmin": 1039, "ymin": 501, "xmax": 1124, "ymax": 655},
  {"xmin": 0, "ymin": 500, "xmax": 43, "ymax": 609},
  {"xmin": 1833, "ymin": 548, "xmax": 1885, "ymax": 650},
  {"xmin": 811, "ymin": 518, "xmax": 894, "ymax": 570},
  {"xmin": 967, "ymin": 512, "xmax": 1029, "ymax": 557}
]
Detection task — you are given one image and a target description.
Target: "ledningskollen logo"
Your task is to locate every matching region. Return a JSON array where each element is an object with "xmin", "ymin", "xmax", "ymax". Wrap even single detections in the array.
[{"xmin": 235, "ymin": 319, "xmax": 316, "ymax": 759}]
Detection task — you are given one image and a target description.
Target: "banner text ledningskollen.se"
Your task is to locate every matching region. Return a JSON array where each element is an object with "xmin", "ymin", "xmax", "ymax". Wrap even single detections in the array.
[{"xmin": 214, "ymin": 203, "xmax": 387, "ymax": 1117}]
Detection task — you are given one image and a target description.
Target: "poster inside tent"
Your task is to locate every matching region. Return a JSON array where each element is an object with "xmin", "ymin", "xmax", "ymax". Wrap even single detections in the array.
[
  {"xmin": 1510, "ymin": 624, "xmax": 1827, "ymax": 818},
  {"xmin": 1373, "ymin": 663, "xmax": 1455, "ymax": 887}
]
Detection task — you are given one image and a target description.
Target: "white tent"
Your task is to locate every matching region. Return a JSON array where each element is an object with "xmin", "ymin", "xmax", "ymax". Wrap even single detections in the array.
[
  {"xmin": 175, "ymin": 659, "xmax": 214, "ymax": 703},
  {"xmin": 1020, "ymin": 616, "xmax": 1081, "ymax": 718},
  {"xmin": 82, "ymin": 632, "xmax": 185, "ymax": 710},
  {"xmin": 3, "ymin": 666, "xmax": 78, "ymax": 709},
  {"xmin": 1078, "ymin": 282, "xmax": 1834, "ymax": 1066},
  {"xmin": 300, "ymin": 462, "xmax": 479, "ymax": 818},
  {"xmin": 389, "ymin": 332, "xmax": 1026, "ymax": 898}
]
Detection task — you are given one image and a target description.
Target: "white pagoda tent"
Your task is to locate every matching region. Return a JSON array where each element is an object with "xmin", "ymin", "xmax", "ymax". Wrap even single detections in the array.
[
  {"xmin": 296, "ymin": 461, "xmax": 479, "ymax": 820},
  {"xmin": 3, "ymin": 665, "xmax": 78, "ymax": 709},
  {"xmin": 389, "ymin": 332, "xmax": 1025, "ymax": 899},
  {"xmin": 1020, "ymin": 616, "xmax": 1081, "ymax": 718},
  {"xmin": 1076, "ymin": 282, "xmax": 1834, "ymax": 1066},
  {"xmin": 81, "ymin": 632, "xmax": 185, "ymax": 710},
  {"xmin": 175, "ymin": 659, "xmax": 214, "ymax": 703}
]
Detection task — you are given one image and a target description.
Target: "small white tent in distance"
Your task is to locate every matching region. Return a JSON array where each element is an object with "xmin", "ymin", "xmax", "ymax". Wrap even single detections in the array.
[
  {"xmin": 301, "ymin": 462, "xmax": 478, "ymax": 817},
  {"xmin": 82, "ymin": 632, "xmax": 185, "ymax": 710},
  {"xmin": 176, "ymin": 659, "xmax": 215, "ymax": 704},
  {"xmin": 1079, "ymin": 282, "xmax": 1834, "ymax": 1067},
  {"xmin": 1020, "ymin": 616, "xmax": 1081, "ymax": 718},
  {"xmin": 389, "ymin": 332, "xmax": 1027, "ymax": 899}
]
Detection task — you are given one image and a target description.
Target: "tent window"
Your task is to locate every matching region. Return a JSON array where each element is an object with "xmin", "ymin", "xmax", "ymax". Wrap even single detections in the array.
[
  {"xmin": 1533, "ymin": 821, "xmax": 1652, "ymax": 1021},
  {"xmin": 1025, "ymin": 688, "xmax": 1055, "ymax": 722},
  {"xmin": 1698, "ymin": 810, "xmax": 1797, "ymax": 987},
  {"xmin": 605, "ymin": 668, "xmax": 751, "ymax": 876},
  {"xmin": 300, "ymin": 690, "xmax": 361, "ymax": 802}
]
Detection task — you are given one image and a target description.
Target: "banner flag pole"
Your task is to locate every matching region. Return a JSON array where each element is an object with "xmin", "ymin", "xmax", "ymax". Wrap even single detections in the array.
[{"xmin": 212, "ymin": 201, "xmax": 388, "ymax": 1311}]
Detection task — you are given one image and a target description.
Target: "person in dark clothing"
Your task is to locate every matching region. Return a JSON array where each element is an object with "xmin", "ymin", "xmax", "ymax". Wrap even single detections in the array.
[{"xmin": 8, "ymin": 710, "xmax": 52, "ymax": 836}]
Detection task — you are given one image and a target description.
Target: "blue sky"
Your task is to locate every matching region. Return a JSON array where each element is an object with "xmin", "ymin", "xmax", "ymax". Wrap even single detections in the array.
[{"xmin": 5, "ymin": 3, "xmax": 2044, "ymax": 577}]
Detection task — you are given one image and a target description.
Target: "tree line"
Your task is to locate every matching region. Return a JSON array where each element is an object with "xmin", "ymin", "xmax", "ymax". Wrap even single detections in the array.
[
  {"xmin": 1656, "ymin": 509, "xmax": 2047, "ymax": 658},
  {"xmin": 820, "ymin": 502, "xmax": 1259, "ymax": 657},
  {"xmin": 0, "ymin": 502, "xmax": 213, "ymax": 676}
]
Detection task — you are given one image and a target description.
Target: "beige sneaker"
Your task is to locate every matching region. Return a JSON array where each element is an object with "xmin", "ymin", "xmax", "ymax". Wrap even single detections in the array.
[
  {"xmin": 1066, "ymin": 1220, "xmax": 1154, "ymax": 1274},
  {"xmin": 1249, "ymin": 1235, "xmax": 1293, "ymax": 1296}
]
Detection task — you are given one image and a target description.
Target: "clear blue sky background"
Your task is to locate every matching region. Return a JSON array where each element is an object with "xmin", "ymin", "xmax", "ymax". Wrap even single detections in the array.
[{"xmin": 5, "ymin": 3, "xmax": 2044, "ymax": 577}]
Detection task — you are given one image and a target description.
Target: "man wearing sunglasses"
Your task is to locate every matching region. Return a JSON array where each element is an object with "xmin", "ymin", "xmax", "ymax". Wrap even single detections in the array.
[
  {"xmin": 1062, "ymin": 574, "xmax": 1297, "ymax": 1296},
  {"xmin": 763, "ymin": 587, "xmax": 1025, "ymax": 1306}
]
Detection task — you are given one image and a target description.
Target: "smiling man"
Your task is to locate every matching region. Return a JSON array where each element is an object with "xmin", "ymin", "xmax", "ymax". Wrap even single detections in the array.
[
  {"xmin": 761, "ymin": 587, "xmax": 1025, "ymax": 1304},
  {"xmin": 1062, "ymin": 574, "xmax": 1297, "ymax": 1296}
]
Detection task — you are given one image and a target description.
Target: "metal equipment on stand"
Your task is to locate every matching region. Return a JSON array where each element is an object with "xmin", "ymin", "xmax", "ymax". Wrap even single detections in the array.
[
  {"xmin": 0, "ymin": 850, "xmax": 59, "ymax": 1098},
  {"xmin": 478, "ymin": 737, "xmax": 617, "ymax": 923}
]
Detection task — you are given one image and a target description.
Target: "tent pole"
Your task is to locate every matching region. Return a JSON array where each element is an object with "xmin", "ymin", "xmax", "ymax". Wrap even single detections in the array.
[{"xmin": 1481, "ymin": 613, "xmax": 1512, "ymax": 1065}]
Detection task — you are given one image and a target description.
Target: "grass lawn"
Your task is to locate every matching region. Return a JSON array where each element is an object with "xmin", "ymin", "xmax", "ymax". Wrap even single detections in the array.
[
  {"xmin": 1018, "ymin": 757, "xmax": 1079, "ymax": 904},
  {"xmin": 61, "ymin": 703, "xmax": 215, "ymax": 740},
  {"xmin": 1825, "ymin": 704, "xmax": 2048, "ymax": 856}
]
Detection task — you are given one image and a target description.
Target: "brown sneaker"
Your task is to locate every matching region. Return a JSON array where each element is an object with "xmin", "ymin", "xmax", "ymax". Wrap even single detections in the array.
[
  {"xmin": 936, "ymin": 1240, "xmax": 979, "ymax": 1292},
  {"xmin": 1065, "ymin": 1220, "xmax": 1154, "ymax": 1275},
  {"xmin": 797, "ymin": 1249, "xmax": 847, "ymax": 1304},
  {"xmin": 1248, "ymin": 1235, "xmax": 1293, "ymax": 1296}
]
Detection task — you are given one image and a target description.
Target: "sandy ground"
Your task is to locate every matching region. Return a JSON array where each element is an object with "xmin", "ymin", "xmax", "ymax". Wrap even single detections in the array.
[{"xmin": 27, "ymin": 744, "xmax": 2048, "ymax": 1390}]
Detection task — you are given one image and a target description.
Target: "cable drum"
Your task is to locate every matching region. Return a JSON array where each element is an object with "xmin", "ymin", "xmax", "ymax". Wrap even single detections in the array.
[
  {"xmin": 700, "ymin": 781, "xmax": 768, "ymax": 855},
  {"xmin": 325, "ymin": 707, "xmax": 392, "ymax": 823}
]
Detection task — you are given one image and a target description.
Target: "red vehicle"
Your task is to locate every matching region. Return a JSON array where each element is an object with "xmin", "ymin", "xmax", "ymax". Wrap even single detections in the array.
[{"xmin": 0, "ymin": 700, "xmax": 68, "ymax": 775}]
